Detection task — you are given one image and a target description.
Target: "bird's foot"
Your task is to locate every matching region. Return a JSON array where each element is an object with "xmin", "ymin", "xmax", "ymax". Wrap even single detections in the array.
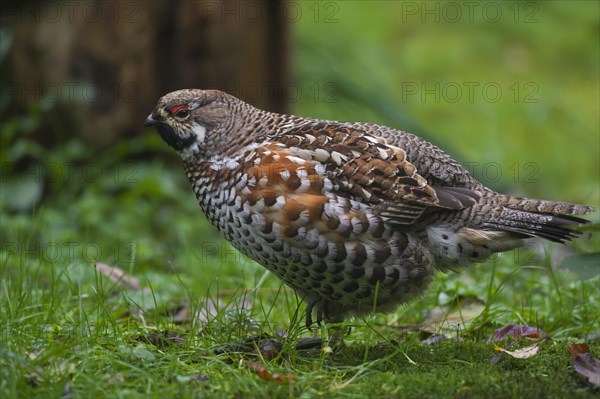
[{"xmin": 213, "ymin": 325, "xmax": 351, "ymax": 358}]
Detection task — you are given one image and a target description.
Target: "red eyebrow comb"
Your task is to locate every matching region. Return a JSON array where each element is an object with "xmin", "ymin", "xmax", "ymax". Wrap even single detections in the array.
[{"xmin": 170, "ymin": 104, "xmax": 188, "ymax": 114}]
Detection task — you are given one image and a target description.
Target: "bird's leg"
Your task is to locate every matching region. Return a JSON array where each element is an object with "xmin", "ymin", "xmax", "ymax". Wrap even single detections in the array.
[
  {"xmin": 325, "ymin": 323, "xmax": 350, "ymax": 353},
  {"xmin": 292, "ymin": 323, "xmax": 349, "ymax": 352},
  {"xmin": 297, "ymin": 299, "xmax": 348, "ymax": 352},
  {"xmin": 304, "ymin": 298, "xmax": 319, "ymax": 331}
]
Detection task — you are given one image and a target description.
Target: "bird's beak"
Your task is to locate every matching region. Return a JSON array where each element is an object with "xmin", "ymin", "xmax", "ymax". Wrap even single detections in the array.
[{"xmin": 145, "ymin": 113, "xmax": 159, "ymax": 127}]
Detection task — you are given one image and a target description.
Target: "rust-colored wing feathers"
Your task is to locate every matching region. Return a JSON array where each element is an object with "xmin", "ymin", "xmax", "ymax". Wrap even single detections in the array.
[{"xmin": 273, "ymin": 123, "xmax": 480, "ymax": 225}]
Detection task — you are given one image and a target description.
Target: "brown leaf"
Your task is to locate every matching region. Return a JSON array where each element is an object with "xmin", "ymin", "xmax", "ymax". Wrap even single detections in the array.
[
  {"xmin": 272, "ymin": 373, "xmax": 297, "ymax": 383},
  {"xmin": 568, "ymin": 343, "xmax": 590, "ymax": 357},
  {"xmin": 245, "ymin": 361, "xmax": 296, "ymax": 383},
  {"xmin": 573, "ymin": 353, "xmax": 600, "ymax": 385},
  {"xmin": 493, "ymin": 343, "xmax": 540, "ymax": 359},
  {"xmin": 94, "ymin": 263, "xmax": 140, "ymax": 291},
  {"xmin": 493, "ymin": 324, "xmax": 548, "ymax": 342},
  {"xmin": 247, "ymin": 361, "xmax": 271, "ymax": 381},
  {"xmin": 568, "ymin": 344, "xmax": 600, "ymax": 386}
]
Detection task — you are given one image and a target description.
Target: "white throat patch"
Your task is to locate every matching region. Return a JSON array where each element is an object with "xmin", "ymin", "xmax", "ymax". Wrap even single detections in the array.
[{"xmin": 180, "ymin": 123, "xmax": 207, "ymax": 161}]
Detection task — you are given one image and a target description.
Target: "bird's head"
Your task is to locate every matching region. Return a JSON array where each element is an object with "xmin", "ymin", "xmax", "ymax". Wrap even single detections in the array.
[{"xmin": 145, "ymin": 89, "xmax": 242, "ymax": 162}]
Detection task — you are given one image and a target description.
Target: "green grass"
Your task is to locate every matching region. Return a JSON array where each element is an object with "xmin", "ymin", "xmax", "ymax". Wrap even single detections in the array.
[
  {"xmin": 1, "ymin": 221, "xmax": 599, "ymax": 398},
  {"xmin": 1, "ymin": 139, "xmax": 598, "ymax": 398},
  {"xmin": 1, "ymin": 1, "xmax": 599, "ymax": 398}
]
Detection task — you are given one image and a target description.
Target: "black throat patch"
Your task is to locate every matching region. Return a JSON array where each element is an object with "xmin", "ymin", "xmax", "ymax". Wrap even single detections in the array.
[{"xmin": 155, "ymin": 123, "xmax": 197, "ymax": 152}]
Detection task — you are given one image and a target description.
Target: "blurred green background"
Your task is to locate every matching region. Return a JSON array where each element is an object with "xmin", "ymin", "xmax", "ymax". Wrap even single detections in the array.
[
  {"xmin": 294, "ymin": 1, "xmax": 599, "ymax": 201},
  {"xmin": 1, "ymin": 1, "xmax": 599, "ymax": 397},
  {"xmin": 1, "ymin": 0, "xmax": 598, "ymax": 321}
]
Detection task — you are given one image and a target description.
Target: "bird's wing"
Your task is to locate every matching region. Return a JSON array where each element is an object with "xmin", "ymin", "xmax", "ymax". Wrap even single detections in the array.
[
  {"xmin": 347, "ymin": 121, "xmax": 483, "ymax": 190},
  {"xmin": 268, "ymin": 122, "xmax": 481, "ymax": 226}
]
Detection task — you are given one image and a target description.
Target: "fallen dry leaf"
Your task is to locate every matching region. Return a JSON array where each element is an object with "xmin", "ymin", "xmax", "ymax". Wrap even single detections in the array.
[
  {"xmin": 245, "ymin": 361, "xmax": 297, "ymax": 383},
  {"xmin": 490, "ymin": 324, "xmax": 549, "ymax": 363},
  {"xmin": 94, "ymin": 263, "xmax": 140, "ymax": 291},
  {"xmin": 490, "ymin": 339, "xmax": 517, "ymax": 364},
  {"xmin": 493, "ymin": 324, "xmax": 548, "ymax": 342},
  {"xmin": 568, "ymin": 343, "xmax": 590, "ymax": 357},
  {"xmin": 568, "ymin": 343, "xmax": 600, "ymax": 385},
  {"xmin": 493, "ymin": 343, "xmax": 540, "ymax": 359},
  {"xmin": 573, "ymin": 353, "xmax": 600, "ymax": 386}
]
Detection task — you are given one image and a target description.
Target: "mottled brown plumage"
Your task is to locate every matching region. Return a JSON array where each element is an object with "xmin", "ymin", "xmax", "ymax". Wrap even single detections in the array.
[{"xmin": 146, "ymin": 89, "xmax": 594, "ymax": 327}]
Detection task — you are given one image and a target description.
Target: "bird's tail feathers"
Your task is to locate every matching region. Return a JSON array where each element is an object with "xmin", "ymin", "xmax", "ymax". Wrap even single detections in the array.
[
  {"xmin": 483, "ymin": 195, "xmax": 594, "ymax": 243},
  {"xmin": 498, "ymin": 195, "xmax": 594, "ymax": 216}
]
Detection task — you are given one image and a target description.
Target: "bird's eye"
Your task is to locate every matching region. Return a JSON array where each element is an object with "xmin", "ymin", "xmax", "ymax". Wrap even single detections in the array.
[{"xmin": 175, "ymin": 109, "xmax": 189, "ymax": 118}]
